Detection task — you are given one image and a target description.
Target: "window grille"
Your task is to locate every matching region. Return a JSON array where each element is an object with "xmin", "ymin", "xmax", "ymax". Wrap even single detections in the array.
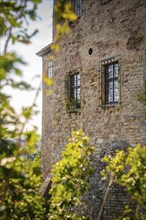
[
  {"xmin": 70, "ymin": 73, "xmax": 81, "ymax": 108},
  {"xmin": 48, "ymin": 61, "xmax": 53, "ymax": 78},
  {"xmin": 70, "ymin": 0, "xmax": 82, "ymax": 17},
  {"xmin": 104, "ymin": 62, "xmax": 119, "ymax": 104}
]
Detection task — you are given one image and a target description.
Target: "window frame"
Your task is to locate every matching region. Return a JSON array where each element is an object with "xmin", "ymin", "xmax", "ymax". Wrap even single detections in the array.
[
  {"xmin": 47, "ymin": 60, "xmax": 53, "ymax": 78},
  {"xmin": 100, "ymin": 57, "xmax": 121, "ymax": 106},
  {"xmin": 104, "ymin": 61, "xmax": 119, "ymax": 104},
  {"xmin": 67, "ymin": 72, "xmax": 81, "ymax": 110}
]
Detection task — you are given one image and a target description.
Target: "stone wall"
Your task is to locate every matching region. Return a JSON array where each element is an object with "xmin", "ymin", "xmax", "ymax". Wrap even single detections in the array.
[{"xmin": 41, "ymin": 0, "xmax": 146, "ymax": 218}]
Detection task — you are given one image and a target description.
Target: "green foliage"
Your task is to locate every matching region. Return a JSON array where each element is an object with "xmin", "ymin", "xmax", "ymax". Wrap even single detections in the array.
[
  {"xmin": 66, "ymin": 97, "xmax": 80, "ymax": 111},
  {"xmin": 23, "ymin": 131, "xmax": 40, "ymax": 154},
  {"xmin": 48, "ymin": 130, "xmax": 95, "ymax": 220},
  {"xmin": 0, "ymin": 139, "xmax": 48, "ymax": 220},
  {"xmin": 0, "ymin": 0, "xmax": 42, "ymax": 139},
  {"xmin": 54, "ymin": 0, "xmax": 77, "ymax": 26},
  {"xmin": 51, "ymin": 0, "xmax": 77, "ymax": 51},
  {"xmin": 30, "ymin": 150, "xmax": 42, "ymax": 176},
  {"xmin": 0, "ymin": 52, "xmax": 34, "ymax": 140},
  {"xmin": 138, "ymin": 83, "xmax": 146, "ymax": 105},
  {"xmin": 0, "ymin": 0, "xmax": 41, "ymax": 47},
  {"xmin": 0, "ymin": 1, "xmax": 50, "ymax": 219},
  {"xmin": 26, "ymin": 150, "xmax": 42, "ymax": 176},
  {"xmin": 101, "ymin": 144, "xmax": 146, "ymax": 219}
]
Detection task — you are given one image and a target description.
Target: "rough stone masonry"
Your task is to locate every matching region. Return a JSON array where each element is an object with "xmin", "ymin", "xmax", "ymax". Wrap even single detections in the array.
[{"xmin": 36, "ymin": 0, "xmax": 146, "ymax": 219}]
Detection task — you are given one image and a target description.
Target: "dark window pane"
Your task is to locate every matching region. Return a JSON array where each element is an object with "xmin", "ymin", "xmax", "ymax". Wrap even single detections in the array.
[
  {"xmin": 114, "ymin": 91, "xmax": 119, "ymax": 102},
  {"xmin": 77, "ymin": 74, "xmax": 80, "ymax": 86},
  {"xmin": 105, "ymin": 65, "xmax": 113, "ymax": 79},
  {"xmin": 70, "ymin": 72, "xmax": 80, "ymax": 108},
  {"xmin": 114, "ymin": 63, "xmax": 119, "ymax": 77},
  {"xmin": 71, "ymin": 0, "xmax": 82, "ymax": 17},
  {"xmin": 73, "ymin": 89, "xmax": 76, "ymax": 97},
  {"xmin": 114, "ymin": 81, "xmax": 118, "ymax": 89},
  {"xmin": 77, "ymin": 88, "xmax": 80, "ymax": 100}
]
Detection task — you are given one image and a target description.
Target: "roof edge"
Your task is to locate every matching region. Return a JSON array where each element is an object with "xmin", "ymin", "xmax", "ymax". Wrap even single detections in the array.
[{"xmin": 36, "ymin": 43, "xmax": 52, "ymax": 57}]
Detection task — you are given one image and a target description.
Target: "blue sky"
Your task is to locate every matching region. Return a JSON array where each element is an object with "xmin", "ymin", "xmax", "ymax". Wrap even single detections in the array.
[{"xmin": 5, "ymin": 0, "xmax": 53, "ymax": 134}]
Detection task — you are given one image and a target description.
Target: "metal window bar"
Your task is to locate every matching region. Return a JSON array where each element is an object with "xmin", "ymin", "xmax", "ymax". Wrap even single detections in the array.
[
  {"xmin": 76, "ymin": 0, "xmax": 82, "ymax": 17},
  {"xmin": 70, "ymin": 0, "xmax": 82, "ymax": 17}
]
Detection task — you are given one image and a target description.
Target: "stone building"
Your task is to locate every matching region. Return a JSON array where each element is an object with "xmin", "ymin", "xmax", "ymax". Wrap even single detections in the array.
[{"xmin": 36, "ymin": 0, "xmax": 146, "ymax": 218}]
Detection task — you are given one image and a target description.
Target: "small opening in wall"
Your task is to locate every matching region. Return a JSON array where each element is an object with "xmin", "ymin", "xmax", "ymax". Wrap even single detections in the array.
[
  {"xmin": 88, "ymin": 48, "xmax": 93, "ymax": 55},
  {"xmin": 101, "ymin": 0, "xmax": 112, "ymax": 5}
]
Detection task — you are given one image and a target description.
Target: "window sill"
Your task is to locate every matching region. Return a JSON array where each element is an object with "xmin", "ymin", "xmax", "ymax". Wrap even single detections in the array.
[
  {"xmin": 101, "ymin": 102, "xmax": 122, "ymax": 109},
  {"xmin": 66, "ymin": 108, "xmax": 81, "ymax": 114}
]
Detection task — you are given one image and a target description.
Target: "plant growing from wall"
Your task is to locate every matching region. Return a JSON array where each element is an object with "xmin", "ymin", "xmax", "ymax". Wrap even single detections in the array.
[
  {"xmin": 100, "ymin": 144, "xmax": 146, "ymax": 220},
  {"xmin": 138, "ymin": 83, "xmax": 146, "ymax": 105},
  {"xmin": 0, "ymin": 139, "xmax": 49, "ymax": 220},
  {"xmin": 51, "ymin": 0, "xmax": 77, "ymax": 51},
  {"xmin": 66, "ymin": 97, "xmax": 80, "ymax": 111},
  {"xmin": 48, "ymin": 130, "xmax": 95, "ymax": 220}
]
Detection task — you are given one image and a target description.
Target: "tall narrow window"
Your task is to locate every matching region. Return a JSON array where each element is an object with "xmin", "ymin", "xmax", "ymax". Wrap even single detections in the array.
[
  {"xmin": 48, "ymin": 61, "xmax": 53, "ymax": 78},
  {"xmin": 105, "ymin": 62, "xmax": 119, "ymax": 104},
  {"xmin": 70, "ymin": 0, "xmax": 82, "ymax": 17},
  {"xmin": 70, "ymin": 73, "xmax": 80, "ymax": 108}
]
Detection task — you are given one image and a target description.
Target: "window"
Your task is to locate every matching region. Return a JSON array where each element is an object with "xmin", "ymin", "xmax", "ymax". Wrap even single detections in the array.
[
  {"xmin": 69, "ymin": 72, "xmax": 81, "ymax": 109},
  {"xmin": 104, "ymin": 62, "xmax": 119, "ymax": 104},
  {"xmin": 70, "ymin": 0, "xmax": 82, "ymax": 17},
  {"xmin": 48, "ymin": 61, "xmax": 53, "ymax": 78}
]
